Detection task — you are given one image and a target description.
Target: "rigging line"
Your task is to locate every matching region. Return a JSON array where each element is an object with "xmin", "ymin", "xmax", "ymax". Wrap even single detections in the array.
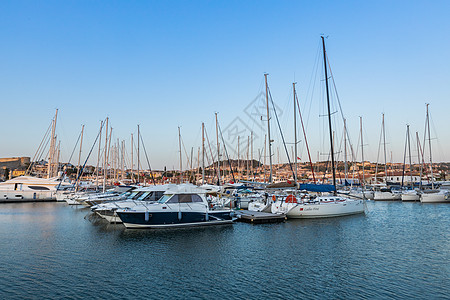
[
  {"xmin": 74, "ymin": 121, "xmax": 105, "ymax": 189},
  {"xmin": 26, "ymin": 121, "xmax": 53, "ymax": 175},
  {"xmin": 295, "ymin": 88, "xmax": 316, "ymax": 183},
  {"xmin": 139, "ymin": 131, "xmax": 156, "ymax": 186},
  {"xmin": 217, "ymin": 121, "xmax": 236, "ymax": 183},
  {"xmin": 204, "ymin": 125, "xmax": 219, "ymax": 183},
  {"xmin": 325, "ymin": 52, "xmax": 357, "ymax": 162},
  {"xmin": 268, "ymin": 87, "xmax": 295, "ymax": 180},
  {"xmin": 375, "ymin": 116, "xmax": 383, "ymax": 182},
  {"xmin": 67, "ymin": 129, "xmax": 82, "ymax": 165}
]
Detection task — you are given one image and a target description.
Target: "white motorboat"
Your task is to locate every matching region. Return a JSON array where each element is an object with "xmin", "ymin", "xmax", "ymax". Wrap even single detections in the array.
[
  {"xmin": 116, "ymin": 184, "xmax": 234, "ymax": 229},
  {"xmin": 401, "ymin": 190, "xmax": 420, "ymax": 201},
  {"xmin": 420, "ymin": 189, "xmax": 450, "ymax": 203},
  {"xmin": 0, "ymin": 175, "xmax": 72, "ymax": 202}
]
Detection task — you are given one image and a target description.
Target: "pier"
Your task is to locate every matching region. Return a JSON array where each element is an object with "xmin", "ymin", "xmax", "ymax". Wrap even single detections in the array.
[{"xmin": 234, "ymin": 210, "xmax": 286, "ymax": 224}]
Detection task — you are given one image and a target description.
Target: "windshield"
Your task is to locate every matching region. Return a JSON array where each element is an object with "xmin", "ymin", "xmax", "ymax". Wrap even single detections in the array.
[{"xmin": 157, "ymin": 194, "xmax": 173, "ymax": 203}]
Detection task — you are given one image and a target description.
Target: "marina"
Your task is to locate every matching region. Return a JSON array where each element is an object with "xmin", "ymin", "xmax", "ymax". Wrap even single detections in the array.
[{"xmin": 0, "ymin": 200, "xmax": 447, "ymax": 299}]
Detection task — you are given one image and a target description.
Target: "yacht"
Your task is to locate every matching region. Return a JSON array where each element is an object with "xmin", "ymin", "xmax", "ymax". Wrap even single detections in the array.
[
  {"xmin": 116, "ymin": 184, "xmax": 234, "ymax": 229},
  {"xmin": 0, "ymin": 175, "xmax": 71, "ymax": 202}
]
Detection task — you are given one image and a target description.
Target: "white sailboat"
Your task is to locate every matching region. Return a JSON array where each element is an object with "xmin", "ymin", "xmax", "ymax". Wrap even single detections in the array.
[
  {"xmin": 420, "ymin": 104, "xmax": 449, "ymax": 203},
  {"xmin": 271, "ymin": 37, "xmax": 365, "ymax": 218}
]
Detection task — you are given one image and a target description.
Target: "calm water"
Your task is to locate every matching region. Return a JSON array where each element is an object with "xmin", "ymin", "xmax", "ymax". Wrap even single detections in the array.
[{"xmin": 0, "ymin": 201, "xmax": 448, "ymax": 299}]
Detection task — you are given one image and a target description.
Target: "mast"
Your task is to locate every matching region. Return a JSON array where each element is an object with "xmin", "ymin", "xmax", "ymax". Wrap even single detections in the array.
[
  {"xmin": 178, "ymin": 126, "xmax": 182, "ymax": 184},
  {"xmin": 344, "ymin": 118, "xmax": 348, "ymax": 185},
  {"xmin": 76, "ymin": 124, "xmax": 84, "ymax": 190},
  {"xmin": 202, "ymin": 122, "xmax": 205, "ymax": 184},
  {"xmin": 121, "ymin": 140, "xmax": 125, "ymax": 181},
  {"xmin": 321, "ymin": 36, "xmax": 336, "ymax": 192},
  {"xmin": 382, "ymin": 113, "xmax": 387, "ymax": 185},
  {"xmin": 103, "ymin": 117, "xmax": 109, "ymax": 192},
  {"xmin": 47, "ymin": 109, "xmax": 58, "ymax": 178},
  {"xmin": 426, "ymin": 104, "xmax": 434, "ymax": 189},
  {"xmin": 246, "ymin": 136, "xmax": 249, "ymax": 180},
  {"xmin": 251, "ymin": 131, "xmax": 254, "ymax": 180},
  {"xmin": 95, "ymin": 121, "xmax": 103, "ymax": 190},
  {"xmin": 237, "ymin": 136, "xmax": 240, "ymax": 180},
  {"xmin": 293, "ymin": 82, "xmax": 298, "ymax": 187},
  {"xmin": 137, "ymin": 125, "xmax": 140, "ymax": 184},
  {"xmin": 407, "ymin": 125, "xmax": 413, "ymax": 188},
  {"xmin": 215, "ymin": 113, "xmax": 220, "ymax": 185},
  {"xmin": 360, "ymin": 117, "xmax": 365, "ymax": 189},
  {"xmin": 130, "ymin": 133, "xmax": 134, "ymax": 183},
  {"xmin": 265, "ymin": 73, "xmax": 273, "ymax": 183},
  {"xmin": 416, "ymin": 131, "xmax": 423, "ymax": 190}
]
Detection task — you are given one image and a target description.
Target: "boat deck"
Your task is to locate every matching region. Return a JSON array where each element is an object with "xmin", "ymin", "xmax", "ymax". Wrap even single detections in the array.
[{"xmin": 234, "ymin": 210, "xmax": 286, "ymax": 224}]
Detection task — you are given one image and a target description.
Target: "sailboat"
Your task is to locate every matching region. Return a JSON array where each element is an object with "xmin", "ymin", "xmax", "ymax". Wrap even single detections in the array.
[
  {"xmin": 420, "ymin": 104, "xmax": 449, "ymax": 203},
  {"xmin": 271, "ymin": 37, "xmax": 365, "ymax": 218}
]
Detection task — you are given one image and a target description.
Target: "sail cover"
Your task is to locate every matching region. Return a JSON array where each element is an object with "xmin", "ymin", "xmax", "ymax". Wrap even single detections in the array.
[{"xmin": 299, "ymin": 184, "xmax": 336, "ymax": 192}]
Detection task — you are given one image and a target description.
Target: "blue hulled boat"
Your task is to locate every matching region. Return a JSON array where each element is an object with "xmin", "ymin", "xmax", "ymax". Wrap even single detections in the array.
[{"xmin": 116, "ymin": 184, "xmax": 234, "ymax": 228}]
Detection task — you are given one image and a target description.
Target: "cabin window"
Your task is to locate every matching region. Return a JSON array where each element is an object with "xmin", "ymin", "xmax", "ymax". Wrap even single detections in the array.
[
  {"xmin": 29, "ymin": 186, "xmax": 50, "ymax": 191},
  {"xmin": 132, "ymin": 192, "xmax": 144, "ymax": 200},
  {"xmin": 142, "ymin": 192, "xmax": 154, "ymax": 201},
  {"xmin": 191, "ymin": 194, "xmax": 203, "ymax": 203},
  {"xmin": 167, "ymin": 195, "xmax": 179, "ymax": 203},
  {"xmin": 178, "ymin": 194, "xmax": 192, "ymax": 203},
  {"xmin": 137, "ymin": 192, "xmax": 150, "ymax": 200}
]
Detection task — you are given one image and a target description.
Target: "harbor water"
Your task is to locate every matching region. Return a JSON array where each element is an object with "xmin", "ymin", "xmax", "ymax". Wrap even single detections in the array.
[{"xmin": 0, "ymin": 201, "xmax": 448, "ymax": 299}]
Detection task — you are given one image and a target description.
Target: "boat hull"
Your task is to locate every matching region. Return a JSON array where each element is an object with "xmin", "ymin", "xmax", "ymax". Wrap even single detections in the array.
[
  {"xmin": 117, "ymin": 210, "xmax": 233, "ymax": 229},
  {"xmin": 272, "ymin": 199, "xmax": 365, "ymax": 219},
  {"xmin": 420, "ymin": 192, "xmax": 450, "ymax": 203}
]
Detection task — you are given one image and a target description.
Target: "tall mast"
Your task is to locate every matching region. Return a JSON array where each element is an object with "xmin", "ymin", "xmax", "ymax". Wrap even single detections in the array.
[
  {"xmin": 178, "ymin": 126, "xmax": 182, "ymax": 184},
  {"xmin": 407, "ymin": 125, "xmax": 413, "ymax": 188},
  {"xmin": 237, "ymin": 136, "xmax": 240, "ymax": 180},
  {"xmin": 130, "ymin": 133, "xmax": 134, "ymax": 183},
  {"xmin": 416, "ymin": 131, "xmax": 423, "ymax": 190},
  {"xmin": 321, "ymin": 36, "xmax": 336, "ymax": 192},
  {"xmin": 137, "ymin": 125, "xmax": 140, "ymax": 184},
  {"xmin": 382, "ymin": 113, "xmax": 387, "ymax": 185},
  {"xmin": 264, "ymin": 73, "xmax": 273, "ymax": 183},
  {"xmin": 202, "ymin": 122, "xmax": 205, "ymax": 184},
  {"xmin": 293, "ymin": 82, "xmax": 298, "ymax": 187},
  {"xmin": 360, "ymin": 117, "xmax": 365, "ymax": 189},
  {"xmin": 103, "ymin": 117, "xmax": 109, "ymax": 192},
  {"xmin": 251, "ymin": 131, "xmax": 254, "ymax": 181},
  {"xmin": 426, "ymin": 104, "xmax": 434, "ymax": 189},
  {"xmin": 47, "ymin": 109, "xmax": 58, "ymax": 178},
  {"xmin": 76, "ymin": 124, "xmax": 84, "ymax": 189},
  {"xmin": 95, "ymin": 121, "xmax": 103, "ymax": 190},
  {"xmin": 121, "ymin": 140, "xmax": 125, "ymax": 181},
  {"xmin": 215, "ymin": 113, "xmax": 220, "ymax": 185},
  {"xmin": 344, "ymin": 118, "xmax": 348, "ymax": 184}
]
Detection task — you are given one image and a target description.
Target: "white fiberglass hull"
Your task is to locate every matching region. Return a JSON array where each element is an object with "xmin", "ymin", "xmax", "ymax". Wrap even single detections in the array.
[
  {"xmin": 0, "ymin": 190, "xmax": 56, "ymax": 202},
  {"xmin": 374, "ymin": 191, "xmax": 401, "ymax": 201},
  {"xmin": 401, "ymin": 192, "xmax": 420, "ymax": 201},
  {"xmin": 248, "ymin": 201, "xmax": 271, "ymax": 212},
  {"xmin": 420, "ymin": 191, "xmax": 450, "ymax": 203},
  {"xmin": 272, "ymin": 199, "xmax": 365, "ymax": 218}
]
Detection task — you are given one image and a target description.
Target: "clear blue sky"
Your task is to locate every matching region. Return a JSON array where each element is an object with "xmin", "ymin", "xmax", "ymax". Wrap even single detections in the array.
[{"xmin": 1, "ymin": 0, "xmax": 449, "ymax": 170}]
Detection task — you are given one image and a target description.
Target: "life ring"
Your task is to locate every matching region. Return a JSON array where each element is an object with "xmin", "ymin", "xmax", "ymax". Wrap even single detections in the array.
[{"xmin": 285, "ymin": 195, "xmax": 297, "ymax": 203}]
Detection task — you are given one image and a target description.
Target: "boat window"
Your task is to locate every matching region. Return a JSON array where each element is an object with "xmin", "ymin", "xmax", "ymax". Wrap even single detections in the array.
[
  {"xmin": 132, "ymin": 192, "xmax": 145, "ymax": 200},
  {"xmin": 137, "ymin": 192, "xmax": 150, "ymax": 200},
  {"xmin": 29, "ymin": 186, "xmax": 50, "ymax": 191},
  {"xmin": 157, "ymin": 194, "xmax": 172, "ymax": 203},
  {"xmin": 142, "ymin": 192, "xmax": 154, "ymax": 201},
  {"xmin": 154, "ymin": 191, "xmax": 165, "ymax": 200},
  {"xmin": 166, "ymin": 195, "xmax": 179, "ymax": 203},
  {"xmin": 191, "ymin": 194, "xmax": 203, "ymax": 203}
]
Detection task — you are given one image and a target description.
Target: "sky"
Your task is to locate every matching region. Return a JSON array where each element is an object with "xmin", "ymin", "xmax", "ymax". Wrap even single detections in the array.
[{"xmin": 1, "ymin": 0, "xmax": 450, "ymax": 170}]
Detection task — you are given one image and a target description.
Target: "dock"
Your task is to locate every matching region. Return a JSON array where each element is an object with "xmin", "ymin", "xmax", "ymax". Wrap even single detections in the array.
[{"xmin": 234, "ymin": 210, "xmax": 286, "ymax": 224}]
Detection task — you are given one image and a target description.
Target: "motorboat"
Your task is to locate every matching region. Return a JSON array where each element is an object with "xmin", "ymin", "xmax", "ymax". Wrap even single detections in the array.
[
  {"xmin": 420, "ymin": 189, "xmax": 450, "ymax": 203},
  {"xmin": 116, "ymin": 184, "xmax": 234, "ymax": 228},
  {"xmin": 93, "ymin": 184, "xmax": 176, "ymax": 223},
  {"xmin": 0, "ymin": 175, "xmax": 72, "ymax": 202}
]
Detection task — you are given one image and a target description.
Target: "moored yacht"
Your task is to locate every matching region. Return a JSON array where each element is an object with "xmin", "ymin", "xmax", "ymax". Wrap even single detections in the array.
[
  {"xmin": 0, "ymin": 175, "xmax": 72, "ymax": 202},
  {"xmin": 116, "ymin": 184, "xmax": 234, "ymax": 228}
]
